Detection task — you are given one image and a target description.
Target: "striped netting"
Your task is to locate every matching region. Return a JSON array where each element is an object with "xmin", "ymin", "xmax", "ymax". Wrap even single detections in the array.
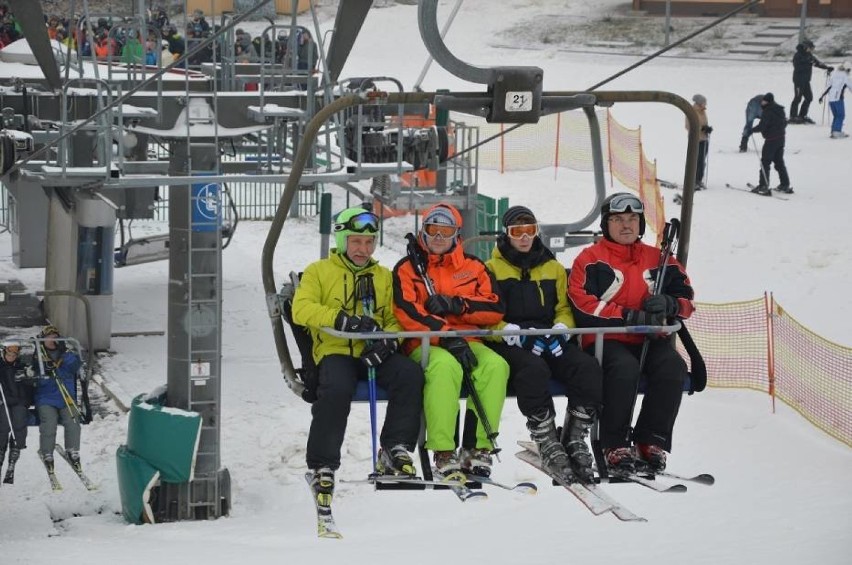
[{"xmin": 680, "ymin": 296, "xmax": 851, "ymax": 447}]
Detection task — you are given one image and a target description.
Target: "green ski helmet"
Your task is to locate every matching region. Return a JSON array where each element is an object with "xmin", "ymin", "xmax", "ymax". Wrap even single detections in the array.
[{"xmin": 333, "ymin": 206, "xmax": 380, "ymax": 252}]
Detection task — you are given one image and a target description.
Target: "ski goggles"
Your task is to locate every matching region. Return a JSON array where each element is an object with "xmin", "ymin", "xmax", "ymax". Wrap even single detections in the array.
[
  {"xmin": 607, "ymin": 193, "xmax": 644, "ymax": 214},
  {"xmin": 506, "ymin": 223, "xmax": 539, "ymax": 240},
  {"xmin": 334, "ymin": 212, "xmax": 379, "ymax": 234},
  {"xmin": 3, "ymin": 345, "xmax": 20, "ymax": 355},
  {"xmin": 423, "ymin": 223, "xmax": 458, "ymax": 238}
]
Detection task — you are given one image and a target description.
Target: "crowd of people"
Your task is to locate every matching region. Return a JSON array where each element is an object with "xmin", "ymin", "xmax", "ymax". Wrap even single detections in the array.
[
  {"xmin": 0, "ymin": 4, "xmax": 318, "ymax": 72},
  {"xmin": 293, "ymin": 197, "xmax": 695, "ymax": 499},
  {"xmin": 0, "ymin": 326, "xmax": 85, "ymax": 486}
]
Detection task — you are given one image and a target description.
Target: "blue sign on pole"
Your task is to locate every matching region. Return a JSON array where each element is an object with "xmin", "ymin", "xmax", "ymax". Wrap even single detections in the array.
[{"xmin": 191, "ymin": 180, "xmax": 221, "ymax": 232}]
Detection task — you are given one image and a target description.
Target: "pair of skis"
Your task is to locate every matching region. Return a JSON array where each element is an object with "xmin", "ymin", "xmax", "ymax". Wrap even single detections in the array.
[
  {"xmin": 515, "ymin": 441, "xmax": 714, "ymax": 521},
  {"xmin": 726, "ymin": 183, "xmax": 792, "ymax": 200},
  {"xmin": 43, "ymin": 445, "xmax": 97, "ymax": 492}
]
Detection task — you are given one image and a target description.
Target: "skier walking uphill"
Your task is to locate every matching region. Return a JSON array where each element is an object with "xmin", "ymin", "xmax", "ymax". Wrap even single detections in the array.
[
  {"xmin": 568, "ymin": 193, "xmax": 695, "ymax": 474},
  {"xmin": 819, "ymin": 62, "xmax": 852, "ymax": 138},
  {"xmin": 33, "ymin": 326, "xmax": 83, "ymax": 475},
  {"xmin": 1, "ymin": 342, "xmax": 33, "ymax": 480},
  {"xmin": 484, "ymin": 206, "xmax": 602, "ymax": 483},
  {"xmin": 751, "ymin": 93, "xmax": 792, "ymax": 195},
  {"xmin": 393, "ymin": 203, "xmax": 509, "ymax": 477},
  {"xmin": 789, "ymin": 40, "xmax": 833, "ymax": 124},
  {"xmin": 292, "ymin": 207, "xmax": 424, "ymax": 496}
]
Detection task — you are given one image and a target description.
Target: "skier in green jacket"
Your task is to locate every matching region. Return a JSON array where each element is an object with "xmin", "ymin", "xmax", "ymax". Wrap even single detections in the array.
[{"xmin": 292, "ymin": 207, "xmax": 424, "ymax": 496}]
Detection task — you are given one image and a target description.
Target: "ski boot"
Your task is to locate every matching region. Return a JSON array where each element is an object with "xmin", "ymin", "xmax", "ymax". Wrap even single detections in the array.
[
  {"xmin": 433, "ymin": 450, "xmax": 462, "ymax": 476},
  {"xmin": 750, "ymin": 184, "xmax": 771, "ymax": 196},
  {"xmin": 604, "ymin": 446, "xmax": 638, "ymax": 474},
  {"xmin": 527, "ymin": 410, "xmax": 575, "ymax": 483},
  {"xmin": 739, "ymin": 138, "xmax": 748, "ymax": 152},
  {"xmin": 775, "ymin": 185, "xmax": 794, "ymax": 194},
  {"xmin": 376, "ymin": 444, "xmax": 416, "ymax": 477},
  {"xmin": 309, "ymin": 467, "xmax": 335, "ymax": 508},
  {"xmin": 460, "ymin": 448, "xmax": 493, "ymax": 478},
  {"xmin": 67, "ymin": 449, "xmax": 84, "ymax": 474},
  {"xmin": 562, "ymin": 406, "xmax": 596, "ymax": 484},
  {"xmin": 636, "ymin": 443, "xmax": 668, "ymax": 473}
]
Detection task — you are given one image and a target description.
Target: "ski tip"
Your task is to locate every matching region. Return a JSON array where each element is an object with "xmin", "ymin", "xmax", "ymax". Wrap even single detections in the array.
[
  {"xmin": 515, "ymin": 482, "xmax": 538, "ymax": 495},
  {"xmin": 694, "ymin": 474, "xmax": 715, "ymax": 486},
  {"xmin": 665, "ymin": 484, "xmax": 688, "ymax": 493}
]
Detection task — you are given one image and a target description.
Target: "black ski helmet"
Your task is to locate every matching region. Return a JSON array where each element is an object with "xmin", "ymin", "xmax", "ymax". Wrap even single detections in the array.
[{"xmin": 600, "ymin": 192, "xmax": 645, "ymax": 241}]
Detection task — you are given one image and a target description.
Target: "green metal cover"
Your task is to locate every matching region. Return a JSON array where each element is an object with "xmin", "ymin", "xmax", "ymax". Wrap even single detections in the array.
[{"xmin": 126, "ymin": 394, "xmax": 202, "ymax": 483}]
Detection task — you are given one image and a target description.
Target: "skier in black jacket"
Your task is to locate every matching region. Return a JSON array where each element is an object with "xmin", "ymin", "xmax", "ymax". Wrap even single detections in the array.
[
  {"xmin": 1, "ymin": 342, "xmax": 33, "ymax": 481},
  {"xmin": 751, "ymin": 93, "xmax": 791, "ymax": 195},
  {"xmin": 790, "ymin": 40, "xmax": 833, "ymax": 124}
]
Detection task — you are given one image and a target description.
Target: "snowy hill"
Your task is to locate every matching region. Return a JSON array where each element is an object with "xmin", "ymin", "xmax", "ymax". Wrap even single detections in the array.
[{"xmin": 1, "ymin": 2, "xmax": 851, "ymax": 564}]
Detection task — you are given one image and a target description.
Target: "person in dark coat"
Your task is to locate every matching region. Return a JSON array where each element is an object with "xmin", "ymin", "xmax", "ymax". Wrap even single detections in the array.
[
  {"xmin": 751, "ymin": 93, "xmax": 792, "ymax": 195},
  {"xmin": 790, "ymin": 40, "xmax": 833, "ymax": 124},
  {"xmin": 1, "ymin": 342, "xmax": 33, "ymax": 479}
]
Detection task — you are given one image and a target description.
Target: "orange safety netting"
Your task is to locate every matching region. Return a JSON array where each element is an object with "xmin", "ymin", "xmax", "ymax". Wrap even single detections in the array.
[
  {"xmin": 681, "ymin": 295, "xmax": 852, "ymax": 447},
  {"xmin": 459, "ymin": 108, "xmax": 667, "ymax": 244}
]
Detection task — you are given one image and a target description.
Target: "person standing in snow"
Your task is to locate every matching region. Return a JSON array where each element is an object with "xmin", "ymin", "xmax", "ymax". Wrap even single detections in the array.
[
  {"xmin": 32, "ymin": 326, "xmax": 83, "ymax": 476},
  {"xmin": 739, "ymin": 94, "xmax": 764, "ymax": 152},
  {"xmin": 789, "ymin": 40, "xmax": 833, "ymax": 124},
  {"xmin": 292, "ymin": 207, "xmax": 424, "ymax": 496},
  {"xmin": 818, "ymin": 61, "xmax": 852, "ymax": 139},
  {"xmin": 484, "ymin": 206, "xmax": 602, "ymax": 483},
  {"xmin": 1, "ymin": 341, "xmax": 33, "ymax": 481},
  {"xmin": 393, "ymin": 203, "xmax": 509, "ymax": 478},
  {"xmin": 568, "ymin": 193, "xmax": 695, "ymax": 474},
  {"xmin": 685, "ymin": 94, "xmax": 711, "ymax": 189},
  {"xmin": 751, "ymin": 92, "xmax": 792, "ymax": 195}
]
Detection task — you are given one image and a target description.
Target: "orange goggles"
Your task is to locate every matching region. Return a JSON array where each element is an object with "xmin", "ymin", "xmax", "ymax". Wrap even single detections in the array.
[
  {"xmin": 423, "ymin": 223, "xmax": 457, "ymax": 238},
  {"xmin": 4, "ymin": 345, "xmax": 20, "ymax": 355},
  {"xmin": 506, "ymin": 223, "xmax": 539, "ymax": 239}
]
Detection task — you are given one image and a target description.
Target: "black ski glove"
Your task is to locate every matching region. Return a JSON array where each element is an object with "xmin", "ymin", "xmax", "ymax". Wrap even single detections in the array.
[
  {"xmin": 701, "ymin": 125, "xmax": 713, "ymax": 134},
  {"xmin": 642, "ymin": 295, "xmax": 680, "ymax": 318},
  {"xmin": 623, "ymin": 308, "xmax": 665, "ymax": 327},
  {"xmin": 334, "ymin": 311, "xmax": 380, "ymax": 333},
  {"xmin": 439, "ymin": 337, "xmax": 478, "ymax": 372},
  {"xmin": 361, "ymin": 338, "xmax": 399, "ymax": 368},
  {"xmin": 425, "ymin": 294, "xmax": 466, "ymax": 316}
]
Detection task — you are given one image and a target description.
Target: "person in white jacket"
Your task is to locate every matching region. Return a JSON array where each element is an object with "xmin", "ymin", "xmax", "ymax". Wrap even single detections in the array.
[{"xmin": 819, "ymin": 62, "xmax": 852, "ymax": 138}]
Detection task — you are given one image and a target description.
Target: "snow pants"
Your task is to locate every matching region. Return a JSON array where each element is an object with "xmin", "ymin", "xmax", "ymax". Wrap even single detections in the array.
[
  {"xmin": 37, "ymin": 404, "xmax": 80, "ymax": 457},
  {"xmin": 829, "ymin": 100, "xmax": 845, "ymax": 133},
  {"xmin": 696, "ymin": 139, "xmax": 709, "ymax": 184},
  {"xmin": 0, "ymin": 404, "xmax": 29, "ymax": 450},
  {"xmin": 758, "ymin": 138, "xmax": 790, "ymax": 187},
  {"xmin": 791, "ymin": 80, "xmax": 814, "ymax": 119},
  {"xmin": 590, "ymin": 339, "xmax": 687, "ymax": 452},
  {"xmin": 411, "ymin": 342, "xmax": 509, "ymax": 452},
  {"xmin": 306, "ymin": 353, "xmax": 424, "ymax": 471},
  {"xmin": 489, "ymin": 341, "xmax": 602, "ymax": 419}
]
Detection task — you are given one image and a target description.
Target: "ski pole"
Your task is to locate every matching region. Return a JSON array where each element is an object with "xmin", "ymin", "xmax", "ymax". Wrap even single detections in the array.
[
  {"xmin": 0, "ymin": 384, "xmax": 17, "ymax": 449},
  {"xmin": 638, "ymin": 219, "xmax": 680, "ymax": 373},
  {"xmin": 355, "ymin": 274, "xmax": 379, "ymax": 475},
  {"xmin": 56, "ymin": 377, "xmax": 82, "ymax": 423},
  {"xmin": 404, "ymin": 234, "xmax": 500, "ymax": 455},
  {"xmin": 751, "ymin": 136, "xmax": 770, "ymax": 187}
]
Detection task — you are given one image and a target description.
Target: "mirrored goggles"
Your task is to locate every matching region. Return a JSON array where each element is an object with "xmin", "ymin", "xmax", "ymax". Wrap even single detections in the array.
[
  {"xmin": 423, "ymin": 223, "xmax": 458, "ymax": 239},
  {"xmin": 506, "ymin": 223, "xmax": 539, "ymax": 240},
  {"xmin": 334, "ymin": 212, "xmax": 379, "ymax": 234},
  {"xmin": 608, "ymin": 193, "xmax": 644, "ymax": 214}
]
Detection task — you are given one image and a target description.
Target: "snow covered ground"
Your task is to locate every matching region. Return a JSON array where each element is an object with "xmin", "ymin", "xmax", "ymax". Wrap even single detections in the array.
[{"xmin": 1, "ymin": 2, "xmax": 851, "ymax": 564}]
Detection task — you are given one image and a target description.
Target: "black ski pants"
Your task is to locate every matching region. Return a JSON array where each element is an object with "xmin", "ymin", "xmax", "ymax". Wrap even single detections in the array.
[
  {"xmin": 790, "ymin": 81, "xmax": 813, "ymax": 119},
  {"xmin": 696, "ymin": 139, "xmax": 709, "ymax": 184},
  {"xmin": 758, "ymin": 138, "xmax": 790, "ymax": 188},
  {"xmin": 490, "ymin": 342, "xmax": 602, "ymax": 420},
  {"xmin": 0, "ymin": 404, "xmax": 29, "ymax": 450},
  {"xmin": 306, "ymin": 353, "xmax": 424, "ymax": 471},
  {"xmin": 589, "ymin": 339, "xmax": 687, "ymax": 452}
]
